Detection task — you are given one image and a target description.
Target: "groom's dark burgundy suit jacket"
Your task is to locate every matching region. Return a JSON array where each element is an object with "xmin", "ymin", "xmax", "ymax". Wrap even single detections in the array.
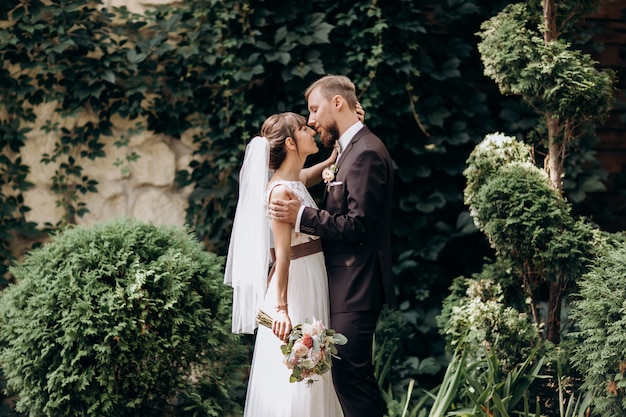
[{"xmin": 299, "ymin": 125, "xmax": 396, "ymax": 313}]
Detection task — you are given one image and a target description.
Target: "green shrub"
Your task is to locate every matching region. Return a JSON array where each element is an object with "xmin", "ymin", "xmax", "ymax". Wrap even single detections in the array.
[
  {"xmin": 477, "ymin": 2, "xmax": 614, "ymax": 123},
  {"xmin": 0, "ymin": 218, "xmax": 247, "ymax": 417},
  {"xmin": 469, "ymin": 159, "xmax": 594, "ymax": 344},
  {"xmin": 473, "ymin": 161, "xmax": 592, "ymax": 285},
  {"xmin": 450, "ymin": 132, "xmax": 597, "ymax": 412},
  {"xmin": 570, "ymin": 232, "xmax": 626, "ymax": 417}
]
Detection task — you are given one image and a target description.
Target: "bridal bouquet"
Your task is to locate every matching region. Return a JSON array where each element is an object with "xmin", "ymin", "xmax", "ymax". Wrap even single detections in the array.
[{"xmin": 257, "ymin": 310, "xmax": 348, "ymax": 386}]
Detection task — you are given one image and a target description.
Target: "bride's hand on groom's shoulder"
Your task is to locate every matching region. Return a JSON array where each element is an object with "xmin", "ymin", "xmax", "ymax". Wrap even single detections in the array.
[{"xmin": 356, "ymin": 101, "xmax": 365, "ymax": 122}]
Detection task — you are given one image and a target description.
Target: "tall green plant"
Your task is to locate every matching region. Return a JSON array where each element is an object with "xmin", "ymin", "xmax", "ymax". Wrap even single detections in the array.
[
  {"xmin": 477, "ymin": 0, "xmax": 615, "ymax": 194},
  {"xmin": 438, "ymin": 131, "xmax": 598, "ymax": 415},
  {"xmin": 459, "ymin": 344, "xmax": 547, "ymax": 417},
  {"xmin": 459, "ymin": 133, "xmax": 594, "ymax": 345},
  {"xmin": 0, "ymin": 218, "xmax": 247, "ymax": 416}
]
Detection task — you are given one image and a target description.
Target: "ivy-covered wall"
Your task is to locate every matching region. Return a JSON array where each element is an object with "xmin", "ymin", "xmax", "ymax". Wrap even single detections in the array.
[{"xmin": 14, "ymin": 103, "xmax": 196, "ymax": 226}]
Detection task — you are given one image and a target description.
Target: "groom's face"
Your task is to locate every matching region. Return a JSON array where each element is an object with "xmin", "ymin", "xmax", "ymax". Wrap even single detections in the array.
[{"xmin": 307, "ymin": 87, "xmax": 340, "ymax": 148}]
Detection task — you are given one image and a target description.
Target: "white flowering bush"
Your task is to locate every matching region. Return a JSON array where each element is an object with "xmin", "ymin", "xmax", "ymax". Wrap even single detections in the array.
[
  {"xmin": 463, "ymin": 136, "xmax": 594, "ymax": 345},
  {"xmin": 438, "ymin": 261, "xmax": 539, "ymax": 373},
  {"xmin": 463, "ymin": 132, "xmax": 534, "ymax": 220}
]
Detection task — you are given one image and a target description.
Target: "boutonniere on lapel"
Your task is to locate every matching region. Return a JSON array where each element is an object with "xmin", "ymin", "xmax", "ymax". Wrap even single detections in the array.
[{"xmin": 322, "ymin": 164, "xmax": 338, "ymax": 191}]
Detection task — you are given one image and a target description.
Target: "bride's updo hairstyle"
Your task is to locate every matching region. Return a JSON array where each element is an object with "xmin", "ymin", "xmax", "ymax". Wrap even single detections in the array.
[{"xmin": 261, "ymin": 112, "xmax": 307, "ymax": 170}]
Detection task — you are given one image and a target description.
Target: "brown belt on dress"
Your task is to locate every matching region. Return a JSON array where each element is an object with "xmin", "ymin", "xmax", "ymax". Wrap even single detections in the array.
[
  {"xmin": 267, "ymin": 239, "xmax": 323, "ymax": 285},
  {"xmin": 270, "ymin": 238, "xmax": 323, "ymax": 262}
]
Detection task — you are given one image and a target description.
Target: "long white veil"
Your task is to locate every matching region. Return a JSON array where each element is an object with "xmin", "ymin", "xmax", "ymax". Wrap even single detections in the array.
[{"xmin": 224, "ymin": 136, "xmax": 271, "ymax": 334}]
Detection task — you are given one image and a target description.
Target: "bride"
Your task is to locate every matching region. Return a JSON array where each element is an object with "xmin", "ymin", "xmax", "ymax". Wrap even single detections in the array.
[{"xmin": 225, "ymin": 108, "xmax": 361, "ymax": 416}]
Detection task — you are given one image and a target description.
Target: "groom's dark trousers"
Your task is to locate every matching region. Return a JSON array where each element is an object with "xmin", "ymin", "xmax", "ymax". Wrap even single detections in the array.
[{"xmin": 331, "ymin": 310, "xmax": 384, "ymax": 417}]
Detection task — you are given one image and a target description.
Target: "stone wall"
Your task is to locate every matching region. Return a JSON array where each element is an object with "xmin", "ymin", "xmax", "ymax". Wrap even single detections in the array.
[
  {"xmin": 20, "ymin": 106, "xmax": 197, "ymax": 229},
  {"xmin": 7, "ymin": 0, "xmax": 195, "ymax": 256},
  {"xmin": 103, "ymin": 0, "xmax": 181, "ymax": 15}
]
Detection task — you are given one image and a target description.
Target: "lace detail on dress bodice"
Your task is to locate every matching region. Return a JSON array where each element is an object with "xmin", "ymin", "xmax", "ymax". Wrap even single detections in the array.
[{"xmin": 266, "ymin": 180, "xmax": 319, "ymax": 246}]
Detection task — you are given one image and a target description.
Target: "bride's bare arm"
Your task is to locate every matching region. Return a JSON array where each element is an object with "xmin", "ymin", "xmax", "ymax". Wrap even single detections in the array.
[
  {"xmin": 299, "ymin": 144, "xmax": 339, "ymax": 188},
  {"xmin": 269, "ymin": 185, "xmax": 293, "ymax": 341}
]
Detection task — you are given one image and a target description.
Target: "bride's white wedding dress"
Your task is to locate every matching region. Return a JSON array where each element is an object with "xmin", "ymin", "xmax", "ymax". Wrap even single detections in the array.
[{"xmin": 243, "ymin": 180, "xmax": 343, "ymax": 417}]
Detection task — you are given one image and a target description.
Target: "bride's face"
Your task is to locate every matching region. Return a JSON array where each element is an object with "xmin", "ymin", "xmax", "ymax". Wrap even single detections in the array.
[{"xmin": 293, "ymin": 124, "xmax": 319, "ymax": 158}]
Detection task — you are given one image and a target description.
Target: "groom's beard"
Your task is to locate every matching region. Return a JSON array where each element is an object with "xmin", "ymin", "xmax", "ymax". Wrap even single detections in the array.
[{"xmin": 321, "ymin": 123, "xmax": 340, "ymax": 147}]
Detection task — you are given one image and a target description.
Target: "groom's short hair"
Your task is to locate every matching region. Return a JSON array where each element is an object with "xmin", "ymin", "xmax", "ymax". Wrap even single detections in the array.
[{"xmin": 305, "ymin": 75, "xmax": 358, "ymax": 110}]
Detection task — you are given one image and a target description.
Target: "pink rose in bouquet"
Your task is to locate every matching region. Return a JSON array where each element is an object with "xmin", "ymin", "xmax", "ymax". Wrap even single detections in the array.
[{"xmin": 292, "ymin": 342, "xmax": 310, "ymax": 359}]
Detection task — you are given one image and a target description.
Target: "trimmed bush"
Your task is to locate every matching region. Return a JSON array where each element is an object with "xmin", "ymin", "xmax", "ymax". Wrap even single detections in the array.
[
  {"xmin": 0, "ymin": 218, "xmax": 247, "ymax": 417},
  {"xmin": 472, "ymin": 161, "xmax": 592, "ymax": 284},
  {"xmin": 463, "ymin": 132, "xmax": 534, "ymax": 215}
]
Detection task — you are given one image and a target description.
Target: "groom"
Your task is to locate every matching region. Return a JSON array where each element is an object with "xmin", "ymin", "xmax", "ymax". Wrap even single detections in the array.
[{"xmin": 269, "ymin": 74, "xmax": 396, "ymax": 417}]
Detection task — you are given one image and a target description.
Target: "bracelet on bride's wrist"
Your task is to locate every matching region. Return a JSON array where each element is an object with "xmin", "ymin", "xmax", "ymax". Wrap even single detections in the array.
[{"xmin": 275, "ymin": 303, "xmax": 288, "ymax": 312}]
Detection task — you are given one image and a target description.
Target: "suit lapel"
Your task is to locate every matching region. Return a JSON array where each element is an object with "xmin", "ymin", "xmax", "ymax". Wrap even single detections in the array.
[
  {"xmin": 324, "ymin": 126, "xmax": 370, "ymax": 206},
  {"xmin": 336, "ymin": 126, "xmax": 369, "ymax": 171}
]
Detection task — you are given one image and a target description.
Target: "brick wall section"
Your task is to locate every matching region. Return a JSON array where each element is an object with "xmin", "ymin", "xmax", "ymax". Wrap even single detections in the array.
[{"xmin": 585, "ymin": 1, "xmax": 626, "ymax": 230}]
